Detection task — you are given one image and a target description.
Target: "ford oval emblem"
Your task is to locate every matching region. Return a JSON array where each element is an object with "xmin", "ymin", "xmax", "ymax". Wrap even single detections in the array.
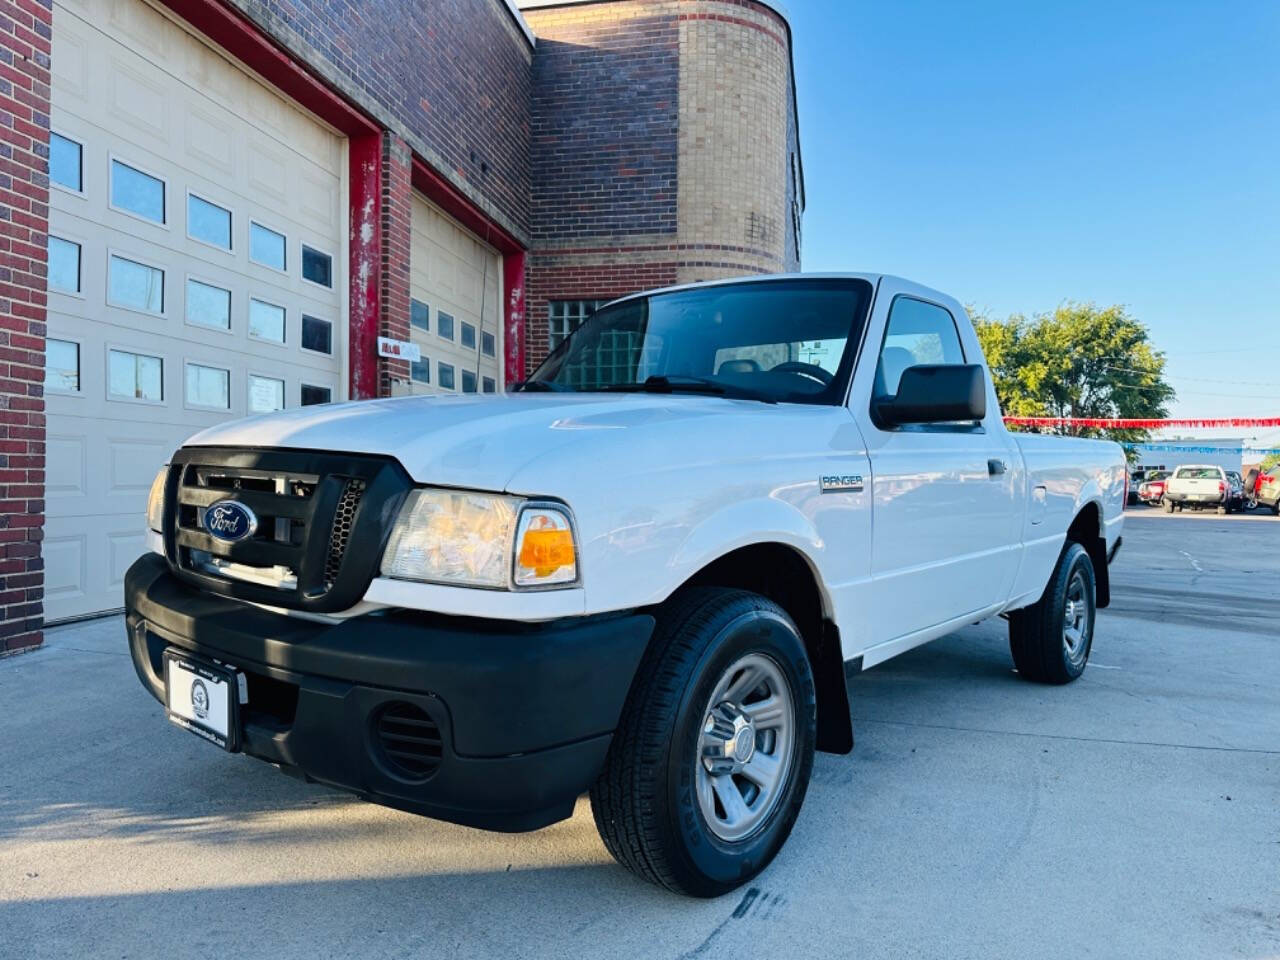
[{"xmin": 204, "ymin": 500, "xmax": 258, "ymax": 543}]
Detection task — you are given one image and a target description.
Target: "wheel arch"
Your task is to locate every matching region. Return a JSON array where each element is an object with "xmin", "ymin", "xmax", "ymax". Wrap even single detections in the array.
[
  {"xmin": 679, "ymin": 541, "xmax": 854, "ymax": 755},
  {"xmin": 1066, "ymin": 500, "xmax": 1109, "ymax": 608}
]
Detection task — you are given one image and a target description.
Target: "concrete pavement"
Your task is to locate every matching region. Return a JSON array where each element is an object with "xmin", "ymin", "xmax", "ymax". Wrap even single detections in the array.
[{"xmin": 1, "ymin": 510, "xmax": 1277, "ymax": 959}]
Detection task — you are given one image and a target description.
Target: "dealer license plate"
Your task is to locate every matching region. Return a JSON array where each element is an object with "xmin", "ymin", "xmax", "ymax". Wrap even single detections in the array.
[{"xmin": 163, "ymin": 650, "xmax": 241, "ymax": 751}]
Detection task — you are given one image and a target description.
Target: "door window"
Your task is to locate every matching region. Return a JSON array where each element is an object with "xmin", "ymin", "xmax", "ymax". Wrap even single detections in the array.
[{"xmin": 874, "ymin": 297, "xmax": 965, "ymax": 398}]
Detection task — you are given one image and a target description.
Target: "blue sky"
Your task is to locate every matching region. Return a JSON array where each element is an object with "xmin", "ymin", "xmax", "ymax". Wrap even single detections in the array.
[{"xmin": 789, "ymin": 0, "xmax": 1280, "ymax": 436}]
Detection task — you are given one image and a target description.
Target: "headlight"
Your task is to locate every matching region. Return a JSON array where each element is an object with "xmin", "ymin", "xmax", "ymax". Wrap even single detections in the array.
[
  {"xmin": 147, "ymin": 466, "xmax": 168, "ymax": 533},
  {"xmin": 380, "ymin": 489, "xmax": 578, "ymax": 590}
]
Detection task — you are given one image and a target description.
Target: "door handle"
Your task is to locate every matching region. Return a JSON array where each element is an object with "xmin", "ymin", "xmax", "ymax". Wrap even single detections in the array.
[{"xmin": 988, "ymin": 458, "xmax": 1007, "ymax": 476}]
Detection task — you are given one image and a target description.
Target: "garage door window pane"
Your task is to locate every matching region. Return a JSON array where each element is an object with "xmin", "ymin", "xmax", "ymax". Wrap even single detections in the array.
[
  {"xmin": 186, "ymin": 364, "xmax": 230, "ymax": 409},
  {"xmin": 461, "ymin": 322, "xmax": 476, "ymax": 349},
  {"xmin": 111, "ymin": 160, "xmax": 165, "ymax": 224},
  {"xmin": 249, "ymin": 374, "xmax": 285, "ymax": 413},
  {"xmin": 481, "ymin": 332, "xmax": 495, "ymax": 357},
  {"xmin": 301, "ymin": 384, "xmax": 331, "ymax": 406},
  {"xmin": 109, "ymin": 349, "xmax": 163, "ymax": 401},
  {"xmin": 50, "ymin": 133, "xmax": 82, "ymax": 191},
  {"xmin": 249, "ymin": 299, "xmax": 286, "ymax": 343},
  {"xmin": 186, "ymin": 279, "xmax": 231, "ymax": 330},
  {"xmin": 411, "ymin": 299, "xmax": 429, "ymax": 332},
  {"xmin": 461, "ymin": 370, "xmax": 477, "ymax": 393},
  {"xmin": 302, "ymin": 245, "xmax": 332, "ymax": 287},
  {"xmin": 250, "ymin": 222, "xmax": 286, "ymax": 270},
  {"xmin": 109, "ymin": 255, "xmax": 164, "ymax": 314},
  {"xmin": 46, "ymin": 339, "xmax": 79, "ymax": 392},
  {"xmin": 48, "ymin": 236, "xmax": 80, "ymax": 293},
  {"xmin": 438, "ymin": 312, "xmax": 455, "ymax": 341},
  {"xmin": 189, "ymin": 195, "xmax": 232, "ymax": 250},
  {"xmin": 302, "ymin": 315, "xmax": 332, "ymax": 354},
  {"xmin": 411, "ymin": 358, "xmax": 430, "ymax": 384}
]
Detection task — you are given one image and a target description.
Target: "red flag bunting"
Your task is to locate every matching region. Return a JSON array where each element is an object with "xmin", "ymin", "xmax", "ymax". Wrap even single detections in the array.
[{"xmin": 1003, "ymin": 416, "xmax": 1280, "ymax": 429}]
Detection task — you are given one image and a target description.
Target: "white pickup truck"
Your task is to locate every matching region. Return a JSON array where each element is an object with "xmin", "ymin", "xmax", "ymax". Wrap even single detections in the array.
[
  {"xmin": 1162, "ymin": 464, "xmax": 1232, "ymax": 513},
  {"xmin": 125, "ymin": 274, "xmax": 1125, "ymax": 896}
]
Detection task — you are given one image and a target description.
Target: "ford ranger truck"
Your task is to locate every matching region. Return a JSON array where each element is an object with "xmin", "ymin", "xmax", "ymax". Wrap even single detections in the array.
[{"xmin": 126, "ymin": 274, "xmax": 1125, "ymax": 897}]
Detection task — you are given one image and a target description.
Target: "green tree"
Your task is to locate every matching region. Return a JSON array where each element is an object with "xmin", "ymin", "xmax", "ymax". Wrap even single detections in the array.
[
  {"xmin": 971, "ymin": 302, "xmax": 1175, "ymax": 448},
  {"xmin": 1262, "ymin": 453, "xmax": 1280, "ymax": 471}
]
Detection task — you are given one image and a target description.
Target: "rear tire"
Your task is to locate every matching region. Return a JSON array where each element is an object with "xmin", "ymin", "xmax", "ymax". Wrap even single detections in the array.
[
  {"xmin": 1217, "ymin": 504, "xmax": 1228, "ymax": 515},
  {"xmin": 590, "ymin": 588, "xmax": 817, "ymax": 897},
  {"xmin": 1163, "ymin": 498, "xmax": 1174, "ymax": 513},
  {"xmin": 1009, "ymin": 541, "xmax": 1096, "ymax": 685}
]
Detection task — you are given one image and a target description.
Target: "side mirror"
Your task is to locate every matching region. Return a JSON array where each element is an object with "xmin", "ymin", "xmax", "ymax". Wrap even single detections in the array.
[{"xmin": 874, "ymin": 364, "xmax": 987, "ymax": 427}]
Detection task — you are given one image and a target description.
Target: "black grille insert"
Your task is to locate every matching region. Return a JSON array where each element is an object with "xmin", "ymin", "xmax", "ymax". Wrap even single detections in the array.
[
  {"xmin": 373, "ymin": 702, "xmax": 443, "ymax": 781},
  {"xmin": 324, "ymin": 479, "xmax": 366, "ymax": 587}
]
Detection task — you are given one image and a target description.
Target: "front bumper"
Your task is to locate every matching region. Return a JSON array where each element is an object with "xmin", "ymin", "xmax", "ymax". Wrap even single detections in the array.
[{"xmin": 125, "ymin": 553, "xmax": 654, "ymax": 832}]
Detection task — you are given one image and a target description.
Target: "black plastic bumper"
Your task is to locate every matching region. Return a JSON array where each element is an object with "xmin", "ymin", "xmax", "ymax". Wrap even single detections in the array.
[{"xmin": 124, "ymin": 553, "xmax": 654, "ymax": 832}]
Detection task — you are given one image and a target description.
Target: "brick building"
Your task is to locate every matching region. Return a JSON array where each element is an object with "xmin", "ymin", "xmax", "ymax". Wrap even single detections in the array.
[{"xmin": 0, "ymin": 0, "xmax": 802, "ymax": 646}]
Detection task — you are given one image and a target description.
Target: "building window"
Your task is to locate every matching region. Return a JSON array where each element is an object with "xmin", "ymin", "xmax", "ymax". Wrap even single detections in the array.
[
  {"xmin": 410, "ymin": 298, "xmax": 429, "ymax": 332},
  {"xmin": 301, "ymin": 384, "xmax": 331, "ymax": 406},
  {"xmin": 249, "ymin": 298, "xmax": 286, "ymax": 343},
  {"xmin": 482, "ymin": 376, "xmax": 496, "ymax": 394},
  {"xmin": 548, "ymin": 300, "xmax": 603, "ymax": 351},
  {"xmin": 46, "ymin": 338, "xmax": 79, "ymax": 392},
  {"xmin": 48, "ymin": 236, "xmax": 81, "ymax": 293},
  {"xmin": 302, "ymin": 245, "xmax": 332, "ymax": 287},
  {"xmin": 186, "ymin": 279, "xmax": 231, "ymax": 330},
  {"xmin": 186, "ymin": 363, "xmax": 230, "ymax": 409},
  {"xmin": 249, "ymin": 222, "xmax": 287, "ymax": 271},
  {"xmin": 411, "ymin": 358, "xmax": 430, "ymax": 384},
  {"xmin": 188, "ymin": 194, "xmax": 232, "ymax": 250},
  {"xmin": 461, "ymin": 370, "xmax": 477, "ymax": 393},
  {"xmin": 438, "ymin": 361, "xmax": 455, "ymax": 390},
  {"xmin": 249, "ymin": 374, "xmax": 285, "ymax": 413},
  {"xmin": 461, "ymin": 321, "xmax": 476, "ymax": 349},
  {"xmin": 111, "ymin": 159, "xmax": 165, "ymax": 224},
  {"xmin": 481, "ymin": 331, "xmax": 496, "ymax": 357},
  {"xmin": 50, "ymin": 133, "xmax": 82, "ymax": 192},
  {"xmin": 108, "ymin": 255, "xmax": 164, "ymax": 314},
  {"xmin": 108, "ymin": 349, "xmax": 163, "ymax": 401},
  {"xmin": 437, "ymin": 311, "xmax": 455, "ymax": 341},
  {"xmin": 302, "ymin": 315, "xmax": 332, "ymax": 354}
]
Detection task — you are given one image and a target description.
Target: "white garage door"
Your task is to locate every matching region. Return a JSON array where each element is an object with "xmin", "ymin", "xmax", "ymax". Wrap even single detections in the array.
[
  {"xmin": 45, "ymin": 0, "xmax": 346, "ymax": 620},
  {"xmin": 401, "ymin": 193, "xmax": 502, "ymax": 396}
]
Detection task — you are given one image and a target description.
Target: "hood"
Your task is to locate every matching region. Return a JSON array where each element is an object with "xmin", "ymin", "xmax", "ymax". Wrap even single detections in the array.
[{"xmin": 182, "ymin": 392, "xmax": 804, "ymax": 491}]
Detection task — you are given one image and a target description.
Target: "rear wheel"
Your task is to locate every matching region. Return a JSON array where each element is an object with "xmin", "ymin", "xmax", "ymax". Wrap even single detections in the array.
[
  {"xmin": 1217, "ymin": 503, "xmax": 1228, "ymax": 515},
  {"xmin": 1163, "ymin": 498, "xmax": 1174, "ymax": 513},
  {"xmin": 591, "ymin": 588, "xmax": 817, "ymax": 897},
  {"xmin": 1009, "ymin": 541, "xmax": 1096, "ymax": 684}
]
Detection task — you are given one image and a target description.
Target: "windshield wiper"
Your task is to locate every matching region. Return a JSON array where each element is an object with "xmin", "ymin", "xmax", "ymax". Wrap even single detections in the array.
[
  {"xmin": 602, "ymin": 375, "xmax": 776, "ymax": 404},
  {"xmin": 512, "ymin": 380, "xmax": 571, "ymax": 392}
]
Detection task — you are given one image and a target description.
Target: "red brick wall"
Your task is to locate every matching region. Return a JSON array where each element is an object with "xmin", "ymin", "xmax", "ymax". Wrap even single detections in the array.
[
  {"xmin": 0, "ymin": 0, "xmax": 49, "ymax": 654},
  {"xmin": 378, "ymin": 134, "xmax": 413, "ymax": 397}
]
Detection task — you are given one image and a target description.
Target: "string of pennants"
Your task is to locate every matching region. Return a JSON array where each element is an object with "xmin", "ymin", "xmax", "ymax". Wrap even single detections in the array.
[
  {"xmin": 1003, "ymin": 416, "xmax": 1280, "ymax": 429},
  {"xmin": 1122, "ymin": 444, "xmax": 1280, "ymax": 456}
]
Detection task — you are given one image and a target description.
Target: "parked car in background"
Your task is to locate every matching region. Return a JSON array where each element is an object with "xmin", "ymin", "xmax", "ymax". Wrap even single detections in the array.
[
  {"xmin": 1226, "ymin": 471, "xmax": 1246, "ymax": 512},
  {"xmin": 1254, "ymin": 464, "xmax": 1280, "ymax": 515},
  {"xmin": 1138, "ymin": 470, "xmax": 1170, "ymax": 506},
  {"xmin": 1163, "ymin": 464, "xmax": 1230, "ymax": 514}
]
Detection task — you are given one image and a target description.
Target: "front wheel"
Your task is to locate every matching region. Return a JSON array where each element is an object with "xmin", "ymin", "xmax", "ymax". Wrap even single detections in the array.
[
  {"xmin": 1009, "ymin": 541, "xmax": 1097, "ymax": 684},
  {"xmin": 590, "ymin": 588, "xmax": 817, "ymax": 897}
]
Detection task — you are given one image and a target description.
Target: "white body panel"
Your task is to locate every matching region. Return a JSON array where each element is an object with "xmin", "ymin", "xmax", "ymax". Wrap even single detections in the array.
[{"xmin": 178, "ymin": 273, "xmax": 1126, "ymax": 668}]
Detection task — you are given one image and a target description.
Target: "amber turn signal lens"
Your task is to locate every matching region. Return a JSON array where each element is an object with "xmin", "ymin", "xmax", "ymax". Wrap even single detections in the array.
[{"xmin": 518, "ymin": 527, "xmax": 575, "ymax": 578}]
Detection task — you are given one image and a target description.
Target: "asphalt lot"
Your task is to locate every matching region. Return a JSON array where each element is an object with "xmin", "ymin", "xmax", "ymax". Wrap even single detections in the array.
[{"xmin": 1, "ymin": 509, "xmax": 1277, "ymax": 959}]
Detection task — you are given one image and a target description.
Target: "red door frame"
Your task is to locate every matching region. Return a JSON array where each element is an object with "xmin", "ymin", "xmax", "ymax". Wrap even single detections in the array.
[{"xmin": 155, "ymin": 0, "xmax": 528, "ymax": 396}]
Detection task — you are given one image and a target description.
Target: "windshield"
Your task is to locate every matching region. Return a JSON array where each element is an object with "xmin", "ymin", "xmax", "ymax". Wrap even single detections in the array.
[{"xmin": 526, "ymin": 278, "xmax": 874, "ymax": 405}]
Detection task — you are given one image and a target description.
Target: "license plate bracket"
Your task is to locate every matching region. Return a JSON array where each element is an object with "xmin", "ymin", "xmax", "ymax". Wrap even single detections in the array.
[{"xmin": 163, "ymin": 649, "xmax": 241, "ymax": 752}]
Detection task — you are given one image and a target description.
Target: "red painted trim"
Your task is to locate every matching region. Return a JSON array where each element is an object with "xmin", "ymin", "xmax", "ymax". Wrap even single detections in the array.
[
  {"xmin": 154, "ymin": 0, "xmax": 378, "ymax": 137},
  {"xmin": 410, "ymin": 156, "xmax": 524, "ymax": 256},
  {"xmin": 503, "ymin": 251, "xmax": 526, "ymax": 385},
  {"xmin": 348, "ymin": 134, "xmax": 383, "ymax": 400}
]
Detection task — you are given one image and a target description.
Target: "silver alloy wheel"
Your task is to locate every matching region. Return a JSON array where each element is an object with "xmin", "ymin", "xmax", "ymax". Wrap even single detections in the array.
[
  {"xmin": 695, "ymin": 652, "xmax": 795, "ymax": 843},
  {"xmin": 1062, "ymin": 569, "xmax": 1090, "ymax": 664}
]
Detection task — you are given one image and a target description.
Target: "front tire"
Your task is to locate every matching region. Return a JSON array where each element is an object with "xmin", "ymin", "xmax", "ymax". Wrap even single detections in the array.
[
  {"xmin": 590, "ymin": 588, "xmax": 817, "ymax": 897},
  {"xmin": 1009, "ymin": 541, "xmax": 1097, "ymax": 684}
]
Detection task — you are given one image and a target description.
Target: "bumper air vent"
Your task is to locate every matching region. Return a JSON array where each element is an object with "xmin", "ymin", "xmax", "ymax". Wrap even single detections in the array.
[{"xmin": 373, "ymin": 702, "xmax": 443, "ymax": 781}]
